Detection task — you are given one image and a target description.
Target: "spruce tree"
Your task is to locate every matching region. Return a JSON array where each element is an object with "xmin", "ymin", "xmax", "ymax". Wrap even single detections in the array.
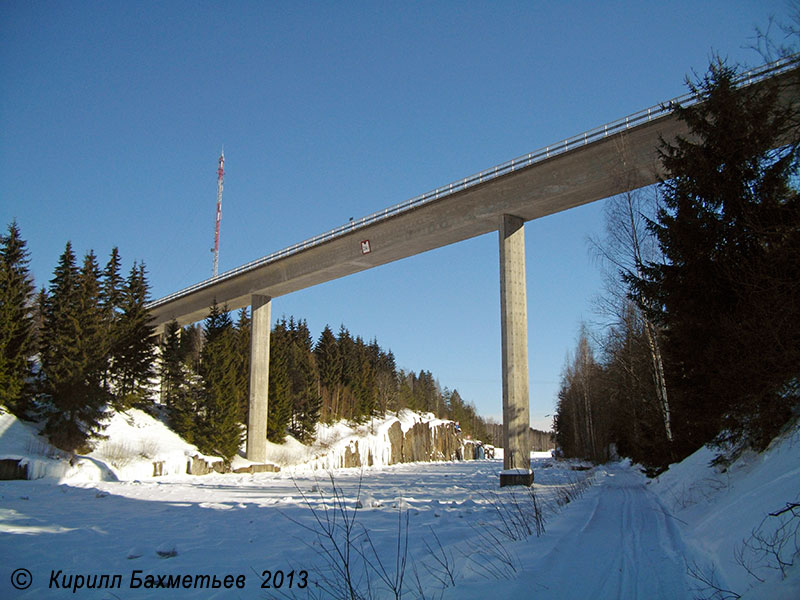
[
  {"xmin": 287, "ymin": 319, "xmax": 321, "ymax": 442},
  {"xmin": 112, "ymin": 262, "xmax": 156, "ymax": 409},
  {"xmin": 234, "ymin": 309, "xmax": 251, "ymax": 424},
  {"xmin": 354, "ymin": 339, "xmax": 377, "ymax": 421},
  {"xmin": 180, "ymin": 324, "xmax": 203, "ymax": 373},
  {"xmin": 372, "ymin": 344, "xmax": 398, "ymax": 413},
  {"xmin": 337, "ymin": 325, "xmax": 357, "ymax": 419},
  {"xmin": 32, "ymin": 287, "xmax": 47, "ymax": 360},
  {"xmin": 267, "ymin": 318, "xmax": 292, "ymax": 442},
  {"xmin": 161, "ymin": 320, "xmax": 201, "ymax": 443},
  {"xmin": 0, "ymin": 221, "xmax": 35, "ymax": 415},
  {"xmin": 100, "ymin": 247, "xmax": 123, "ymax": 393},
  {"xmin": 315, "ymin": 325, "xmax": 342, "ymax": 422},
  {"xmin": 40, "ymin": 245, "xmax": 110, "ymax": 452},
  {"xmin": 101, "ymin": 247, "xmax": 124, "ymax": 311},
  {"xmin": 396, "ymin": 370, "xmax": 415, "ymax": 412},
  {"xmin": 636, "ymin": 59, "xmax": 800, "ymax": 453},
  {"xmin": 196, "ymin": 302, "xmax": 243, "ymax": 461},
  {"xmin": 160, "ymin": 320, "xmax": 183, "ymax": 407}
]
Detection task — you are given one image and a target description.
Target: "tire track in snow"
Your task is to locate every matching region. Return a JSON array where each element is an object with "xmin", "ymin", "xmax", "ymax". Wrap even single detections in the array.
[{"xmin": 527, "ymin": 465, "xmax": 693, "ymax": 599}]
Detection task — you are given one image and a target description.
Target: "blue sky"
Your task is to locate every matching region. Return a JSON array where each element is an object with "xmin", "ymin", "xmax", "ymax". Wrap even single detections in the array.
[{"xmin": 1, "ymin": 1, "xmax": 792, "ymax": 429}]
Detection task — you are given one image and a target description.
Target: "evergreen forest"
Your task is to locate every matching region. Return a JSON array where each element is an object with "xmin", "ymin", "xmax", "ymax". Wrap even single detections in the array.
[{"xmin": 159, "ymin": 312, "xmax": 493, "ymax": 460}]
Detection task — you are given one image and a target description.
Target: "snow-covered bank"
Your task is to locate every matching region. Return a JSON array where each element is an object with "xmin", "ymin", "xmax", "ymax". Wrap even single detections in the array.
[
  {"xmin": 1, "ymin": 408, "xmax": 481, "ymax": 483},
  {"xmin": 0, "ymin": 409, "xmax": 117, "ymax": 482},
  {"xmin": 649, "ymin": 424, "xmax": 800, "ymax": 599},
  {"xmin": 0, "ymin": 408, "xmax": 223, "ymax": 482}
]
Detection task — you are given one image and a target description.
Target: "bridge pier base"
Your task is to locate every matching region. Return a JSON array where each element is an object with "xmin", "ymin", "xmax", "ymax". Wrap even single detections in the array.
[
  {"xmin": 498, "ymin": 215, "xmax": 532, "ymax": 487},
  {"xmin": 246, "ymin": 294, "xmax": 271, "ymax": 463}
]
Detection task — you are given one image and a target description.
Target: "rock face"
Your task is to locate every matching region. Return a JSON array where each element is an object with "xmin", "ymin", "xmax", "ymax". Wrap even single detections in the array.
[
  {"xmin": 387, "ymin": 421, "xmax": 404, "ymax": 464},
  {"xmin": 400, "ymin": 420, "xmax": 463, "ymax": 463},
  {"xmin": 318, "ymin": 418, "xmax": 479, "ymax": 470},
  {"xmin": 462, "ymin": 440, "xmax": 479, "ymax": 460}
]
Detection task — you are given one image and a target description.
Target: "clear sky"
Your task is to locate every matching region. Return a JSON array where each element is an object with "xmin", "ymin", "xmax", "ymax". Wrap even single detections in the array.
[{"xmin": 1, "ymin": 1, "xmax": 792, "ymax": 430}]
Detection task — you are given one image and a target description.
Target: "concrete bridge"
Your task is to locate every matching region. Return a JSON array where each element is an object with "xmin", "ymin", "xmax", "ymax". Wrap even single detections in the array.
[{"xmin": 148, "ymin": 56, "xmax": 799, "ymax": 485}]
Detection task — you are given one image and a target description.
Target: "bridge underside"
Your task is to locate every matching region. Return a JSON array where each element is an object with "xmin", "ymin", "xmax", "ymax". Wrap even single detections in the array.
[{"xmin": 151, "ymin": 116, "xmax": 681, "ymax": 330}]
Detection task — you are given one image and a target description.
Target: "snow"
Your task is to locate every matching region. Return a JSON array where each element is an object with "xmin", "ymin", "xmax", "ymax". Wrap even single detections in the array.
[
  {"xmin": 0, "ymin": 409, "xmax": 115, "ymax": 482},
  {"xmin": 91, "ymin": 409, "xmax": 222, "ymax": 480},
  {"xmin": 1, "ymin": 406, "xmax": 798, "ymax": 599},
  {"xmin": 649, "ymin": 425, "xmax": 800, "ymax": 599}
]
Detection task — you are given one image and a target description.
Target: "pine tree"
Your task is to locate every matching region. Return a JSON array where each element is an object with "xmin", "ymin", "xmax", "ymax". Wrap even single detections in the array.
[
  {"xmin": 553, "ymin": 328, "xmax": 606, "ymax": 462},
  {"xmin": 0, "ymin": 221, "xmax": 35, "ymax": 415},
  {"xmin": 40, "ymin": 245, "xmax": 111, "ymax": 452}
]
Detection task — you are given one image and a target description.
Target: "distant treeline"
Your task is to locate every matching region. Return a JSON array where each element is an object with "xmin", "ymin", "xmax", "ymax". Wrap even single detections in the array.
[
  {"xmin": 162, "ymin": 310, "xmax": 495, "ymax": 459},
  {"xmin": 483, "ymin": 421, "xmax": 554, "ymax": 452}
]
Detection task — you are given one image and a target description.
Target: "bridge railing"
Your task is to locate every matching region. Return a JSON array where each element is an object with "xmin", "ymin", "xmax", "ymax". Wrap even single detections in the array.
[{"xmin": 149, "ymin": 53, "xmax": 799, "ymax": 311}]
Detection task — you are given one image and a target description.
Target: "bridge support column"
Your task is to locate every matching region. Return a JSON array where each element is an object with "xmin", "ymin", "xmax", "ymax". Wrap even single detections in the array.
[
  {"xmin": 246, "ymin": 294, "xmax": 271, "ymax": 463},
  {"xmin": 498, "ymin": 215, "xmax": 533, "ymax": 487}
]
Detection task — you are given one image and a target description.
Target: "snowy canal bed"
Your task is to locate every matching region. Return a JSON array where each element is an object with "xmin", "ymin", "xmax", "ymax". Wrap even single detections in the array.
[
  {"xmin": 2, "ymin": 429, "xmax": 799, "ymax": 599},
  {"xmin": 1, "ymin": 455, "xmax": 592, "ymax": 599}
]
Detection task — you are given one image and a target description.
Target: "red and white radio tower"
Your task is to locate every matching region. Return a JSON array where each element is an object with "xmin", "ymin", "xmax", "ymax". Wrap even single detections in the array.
[{"xmin": 212, "ymin": 148, "xmax": 224, "ymax": 278}]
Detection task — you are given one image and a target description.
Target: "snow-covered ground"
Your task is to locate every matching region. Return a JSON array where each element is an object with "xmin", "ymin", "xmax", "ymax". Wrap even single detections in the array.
[
  {"xmin": 649, "ymin": 426, "xmax": 800, "ymax": 599},
  {"xmin": 1, "ymin": 408, "xmax": 798, "ymax": 599}
]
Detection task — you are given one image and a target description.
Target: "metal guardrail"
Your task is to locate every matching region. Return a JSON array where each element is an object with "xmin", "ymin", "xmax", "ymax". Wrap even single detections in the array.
[{"xmin": 148, "ymin": 54, "xmax": 799, "ymax": 310}]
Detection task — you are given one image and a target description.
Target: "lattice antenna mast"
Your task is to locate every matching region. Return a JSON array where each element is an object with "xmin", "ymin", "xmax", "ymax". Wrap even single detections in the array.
[{"xmin": 212, "ymin": 148, "xmax": 224, "ymax": 277}]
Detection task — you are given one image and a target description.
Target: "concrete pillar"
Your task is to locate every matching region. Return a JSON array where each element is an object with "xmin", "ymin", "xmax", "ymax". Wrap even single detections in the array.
[
  {"xmin": 246, "ymin": 294, "xmax": 271, "ymax": 463},
  {"xmin": 498, "ymin": 215, "xmax": 533, "ymax": 486}
]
